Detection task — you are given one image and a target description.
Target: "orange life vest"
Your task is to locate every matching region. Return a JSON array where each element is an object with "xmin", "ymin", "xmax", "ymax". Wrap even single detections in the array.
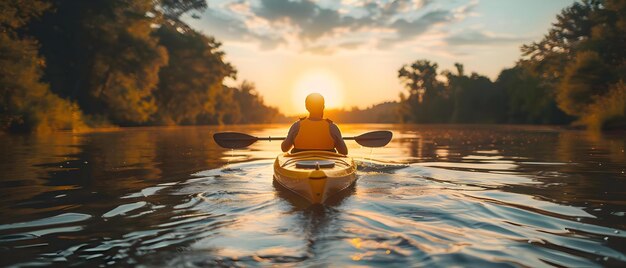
[{"xmin": 294, "ymin": 118, "xmax": 335, "ymax": 151}]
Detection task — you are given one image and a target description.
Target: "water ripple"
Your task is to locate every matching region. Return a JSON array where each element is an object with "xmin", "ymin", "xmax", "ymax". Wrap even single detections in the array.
[{"xmin": 2, "ymin": 125, "xmax": 625, "ymax": 267}]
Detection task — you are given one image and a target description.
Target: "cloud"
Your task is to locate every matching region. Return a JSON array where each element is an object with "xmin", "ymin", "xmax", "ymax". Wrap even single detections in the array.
[
  {"xmin": 390, "ymin": 10, "xmax": 451, "ymax": 39},
  {"xmin": 302, "ymin": 45, "xmax": 335, "ymax": 55},
  {"xmin": 445, "ymin": 30, "xmax": 529, "ymax": 46},
  {"xmin": 254, "ymin": 0, "xmax": 317, "ymax": 20},
  {"xmin": 339, "ymin": 41, "xmax": 363, "ymax": 49},
  {"xmin": 191, "ymin": 5, "xmax": 285, "ymax": 49},
  {"xmin": 452, "ymin": 0, "xmax": 479, "ymax": 20},
  {"xmin": 189, "ymin": 0, "xmax": 484, "ymax": 53},
  {"xmin": 253, "ymin": 0, "xmax": 349, "ymax": 41}
]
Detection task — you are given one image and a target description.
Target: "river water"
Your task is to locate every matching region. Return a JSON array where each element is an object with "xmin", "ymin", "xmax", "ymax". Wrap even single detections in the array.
[{"xmin": 0, "ymin": 124, "xmax": 625, "ymax": 267}]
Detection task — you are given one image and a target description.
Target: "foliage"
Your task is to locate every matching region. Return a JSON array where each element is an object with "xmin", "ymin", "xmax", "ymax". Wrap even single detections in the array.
[
  {"xmin": 397, "ymin": 60, "xmax": 450, "ymax": 123},
  {"xmin": 30, "ymin": 0, "xmax": 168, "ymax": 125},
  {"xmin": 208, "ymin": 85, "xmax": 241, "ymax": 125},
  {"xmin": 0, "ymin": 0, "xmax": 284, "ymax": 133},
  {"xmin": 496, "ymin": 65, "xmax": 571, "ymax": 124},
  {"xmin": 160, "ymin": 0, "xmax": 208, "ymax": 21},
  {"xmin": 228, "ymin": 81, "xmax": 283, "ymax": 124},
  {"xmin": 398, "ymin": 61, "xmax": 508, "ymax": 124},
  {"xmin": 446, "ymin": 64, "xmax": 506, "ymax": 124},
  {"xmin": 196, "ymin": 82, "xmax": 285, "ymax": 125},
  {"xmin": 154, "ymin": 24, "xmax": 236, "ymax": 125},
  {"xmin": 4, "ymin": 0, "xmax": 624, "ymax": 132},
  {"xmin": 325, "ymin": 102, "xmax": 399, "ymax": 123},
  {"xmin": 0, "ymin": 0, "xmax": 50, "ymax": 30},
  {"xmin": 396, "ymin": 0, "xmax": 624, "ymax": 129},
  {"xmin": 395, "ymin": 59, "xmax": 577, "ymax": 126},
  {"xmin": 521, "ymin": 0, "xmax": 603, "ymax": 86},
  {"xmin": 557, "ymin": 51, "xmax": 613, "ymax": 116},
  {"xmin": 580, "ymin": 82, "xmax": 626, "ymax": 130},
  {"xmin": 0, "ymin": 0, "xmax": 84, "ymax": 132},
  {"xmin": 522, "ymin": 0, "xmax": 626, "ymax": 129}
]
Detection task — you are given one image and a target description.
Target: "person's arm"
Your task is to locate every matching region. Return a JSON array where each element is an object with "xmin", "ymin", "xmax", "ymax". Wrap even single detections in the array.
[
  {"xmin": 329, "ymin": 123, "xmax": 348, "ymax": 155},
  {"xmin": 281, "ymin": 122, "xmax": 300, "ymax": 152}
]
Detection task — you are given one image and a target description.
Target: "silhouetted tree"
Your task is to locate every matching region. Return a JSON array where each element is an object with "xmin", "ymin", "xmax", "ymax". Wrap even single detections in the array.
[
  {"xmin": 160, "ymin": 0, "xmax": 208, "ymax": 23},
  {"xmin": 522, "ymin": 0, "xmax": 626, "ymax": 129},
  {"xmin": 1, "ymin": 0, "xmax": 287, "ymax": 133},
  {"xmin": 398, "ymin": 60, "xmax": 450, "ymax": 123},
  {"xmin": 496, "ymin": 65, "xmax": 571, "ymax": 124},
  {"xmin": 557, "ymin": 51, "xmax": 614, "ymax": 116},
  {"xmin": 446, "ymin": 68, "xmax": 506, "ymax": 124},
  {"xmin": 154, "ymin": 24, "xmax": 236, "ymax": 125},
  {"xmin": 325, "ymin": 102, "xmax": 399, "ymax": 123},
  {"xmin": 208, "ymin": 85, "xmax": 242, "ymax": 125},
  {"xmin": 521, "ymin": 0, "xmax": 603, "ymax": 86},
  {"xmin": 31, "ymin": 0, "xmax": 169, "ymax": 125},
  {"xmin": 231, "ymin": 81, "xmax": 282, "ymax": 124}
]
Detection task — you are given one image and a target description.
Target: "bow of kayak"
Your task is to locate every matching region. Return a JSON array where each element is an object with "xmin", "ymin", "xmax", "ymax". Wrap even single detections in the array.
[{"xmin": 273, "ymin": 151, "xmax": 357, "ymax": 204}]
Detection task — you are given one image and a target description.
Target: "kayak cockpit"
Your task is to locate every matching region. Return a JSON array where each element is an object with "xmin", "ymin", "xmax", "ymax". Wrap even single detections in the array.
[{"xmin": 273, "ymin": 151, "xmax": 357, "ymax": 204}]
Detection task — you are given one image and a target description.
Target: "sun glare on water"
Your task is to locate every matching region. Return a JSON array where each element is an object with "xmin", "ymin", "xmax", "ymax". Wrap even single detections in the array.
[{"xmin": 292, "ymin": 70, "xmax": 345, "ymax": 114}]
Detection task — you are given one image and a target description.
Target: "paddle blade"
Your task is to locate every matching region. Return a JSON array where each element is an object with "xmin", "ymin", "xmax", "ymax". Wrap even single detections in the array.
[
  {"xmin": 354, "ymin": 130, "xmax": 393, "ymax": 147},
  {"xmin": 213, "ymin": 132, "xmax": 258, "ymax": 149}
]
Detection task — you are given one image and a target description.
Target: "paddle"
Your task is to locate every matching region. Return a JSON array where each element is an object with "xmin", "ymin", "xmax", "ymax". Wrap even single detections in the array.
[{"xmin": 213, "ymin": 130, "xmax": 392, "ymax": 149}]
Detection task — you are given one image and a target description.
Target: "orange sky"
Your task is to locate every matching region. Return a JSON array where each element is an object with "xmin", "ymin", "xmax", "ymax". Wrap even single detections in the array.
[{"xmin": 184, "ymin": 0, "xmax": 576, "ymax": 115}]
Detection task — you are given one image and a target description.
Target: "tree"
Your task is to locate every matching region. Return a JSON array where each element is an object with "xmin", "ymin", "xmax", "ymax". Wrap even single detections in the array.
[
  {"xmin": 496, "ymin": 65, "xmax": 571, "ymax": 124},
  {"xmin": 209, "ymin": 85, "xmax": 241, "ymax": 125},
  {"xmin": 444, "ymin": 63, "xmax": 466, "ymax": 123},
  {"xmin": 30, "ymin": 0, "xmax": 168, "ymax": 125},
  {"xmin": 154, "ymin": 24, "xmax": 236, "ymax": 125},
  {"xmin": 159, "ymin": 0, "xmax": 208, "ymax": 23},
  {"xmin": 231, "ymin": 81, "xmax": 282, "ymax": 124},
  {"xmin": 445, "ymin": 64, "xmax": 506, "ymax": 124},
  {"xmin": 0, "ymin": 0, "xmax": 84, "ymax": 132},
  {"xmin": 398, "ymin": 60, "xmax": 450, "ymax": 123},
  {"xmin": 522, "ymin": 0, "xmax": 626, "ymax": 129},
  {"xmin": 557, "ymin": 51, "xmax": 613, "ymax": 116},
  {"xmin": 521, "ymin": 0, "xmax": 603, "ymax": 86},
  {"xmin": 1, "ymin": 0, "xmax": 289, "ymax": 132},
  {"xmin": 580, "ymin": 82, "xmax": 626, "ymax": 130}
]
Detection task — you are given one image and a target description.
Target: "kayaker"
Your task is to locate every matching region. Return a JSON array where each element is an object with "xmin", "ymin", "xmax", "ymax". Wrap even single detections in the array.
[{"xmin": 281, "ymin": 93, "xmax": 348, "ymax": 155}]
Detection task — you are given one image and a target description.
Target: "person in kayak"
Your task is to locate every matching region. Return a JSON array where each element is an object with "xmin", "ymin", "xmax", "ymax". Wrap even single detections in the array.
[{"xmin": 281, "ymin": 93, "xmax": 348, "ymax": 155}]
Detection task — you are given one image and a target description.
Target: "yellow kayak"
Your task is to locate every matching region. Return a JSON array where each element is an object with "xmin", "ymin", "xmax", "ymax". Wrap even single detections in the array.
[{"xmin": 273, "ymin": 151, "xmax": 357, "ymax": 204}]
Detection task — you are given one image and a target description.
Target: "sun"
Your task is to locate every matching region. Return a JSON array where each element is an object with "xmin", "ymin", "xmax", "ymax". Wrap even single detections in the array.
[{"xmin": 292, "ymin": 70, "xmax": 344, "ymax": 114}]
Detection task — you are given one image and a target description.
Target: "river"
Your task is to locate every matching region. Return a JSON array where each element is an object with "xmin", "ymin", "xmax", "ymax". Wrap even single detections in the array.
[{"xmin": 0, "ymin": 124, "xmax": 625, "ymax": 267}]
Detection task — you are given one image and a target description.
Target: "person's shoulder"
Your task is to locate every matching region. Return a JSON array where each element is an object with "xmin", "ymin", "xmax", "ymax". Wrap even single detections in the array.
[
  {"xmin": 326, "ymin": 119, "xmax": 340, "ymax": 130},
  {"xmin": 290, "ymin": 119, "xmax": 302, "ymax": 128},
  {"xmin": 291, "ymin": 117, "xmax": 306, "ymax": 124},
  {"xmin": 326, "ymin": 118, "xmax": 340, "ymax": 127}
]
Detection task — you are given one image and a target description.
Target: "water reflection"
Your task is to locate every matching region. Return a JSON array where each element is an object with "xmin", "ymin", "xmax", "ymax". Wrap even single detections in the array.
[{"xmin": 0, "ymin": 125, "xmax": 625, "ymax": 266}]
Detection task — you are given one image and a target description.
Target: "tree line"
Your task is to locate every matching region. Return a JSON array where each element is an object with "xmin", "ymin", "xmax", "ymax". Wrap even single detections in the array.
[
  {"xmin": 325, "ymin": 102, "xmax": 399, "ymax": 123},
  {"xmin": 0, "ymin": 0, "xmax": 282, "ymax": 133},
  {"xmin": 397, "ymin": 0, "xmax": 625, "ymax": 130},
  {"xmin": 3, "ymin": 0, "xmax": 623, "ymax": 132}
]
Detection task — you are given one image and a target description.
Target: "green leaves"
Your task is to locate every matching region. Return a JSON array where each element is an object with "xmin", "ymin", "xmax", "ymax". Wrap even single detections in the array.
[
  {"xmin": 558, "ymin": 51, "xmax": 613, "ymax": 116},
  {"xmin": 1, "ymin": 0, "xmax": 283, "ymax": 132},
  {"xmin": 520, "ymin": 0, "xmax": 626, "ymax": 129},
  {"xmin": 0, "ymin": 1, "xmax": 85, "ymax": 132},
  {"xmin": 154, "ymin": 24, "xmax": 236, "ymax": 125},
  {"xmin": 397, "ymin": 60, "xmax": 448, "ymax": 123}
]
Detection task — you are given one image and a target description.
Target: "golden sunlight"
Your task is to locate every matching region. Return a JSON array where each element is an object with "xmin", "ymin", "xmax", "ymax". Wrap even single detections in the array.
[{"xmin": 292, "ymin": 69, "xmax": 345, "ymax": 114}]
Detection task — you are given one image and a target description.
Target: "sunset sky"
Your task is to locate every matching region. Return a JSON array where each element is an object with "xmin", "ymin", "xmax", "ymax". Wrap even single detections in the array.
[{"xmin": 183, "ymin": 0, "xmax": 576, "ymax": 115}]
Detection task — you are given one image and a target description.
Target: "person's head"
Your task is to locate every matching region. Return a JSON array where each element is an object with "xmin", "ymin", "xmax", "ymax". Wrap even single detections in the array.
[{"xmin": 305, "ymin": 93, "xmax": 325, "ymax": 115}]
